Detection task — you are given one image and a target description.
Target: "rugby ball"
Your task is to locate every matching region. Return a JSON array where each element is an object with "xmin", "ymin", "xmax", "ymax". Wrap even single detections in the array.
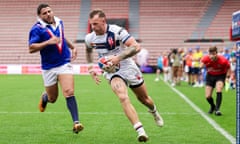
[{"xmin": 98, "ymin": 56, "xmax": 120, "ymax": 73}]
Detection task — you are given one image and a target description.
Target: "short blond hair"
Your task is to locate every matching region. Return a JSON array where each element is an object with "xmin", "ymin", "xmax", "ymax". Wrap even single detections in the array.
[{"xmin": 89, "ymin": 9, "xmax": 106, "ymax": 19}]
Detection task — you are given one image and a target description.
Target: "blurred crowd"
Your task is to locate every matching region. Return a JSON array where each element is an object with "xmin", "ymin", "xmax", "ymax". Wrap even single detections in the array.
[{"xmin": 154, "ymin": 44, "xmax": 237, "ymax": 90}]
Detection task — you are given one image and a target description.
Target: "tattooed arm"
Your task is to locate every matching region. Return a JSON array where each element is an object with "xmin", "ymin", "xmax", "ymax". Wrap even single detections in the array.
[
  {"xmin": 118, "ymin": 37, "xmax": 141, "ymax": 60},
  {"xmin": 85, "ymin": 45, "xmax": 101, "ymax": 84},
  {"xmin": 109, "ymin": 37, "xmax": 141, "ymax": 65}
]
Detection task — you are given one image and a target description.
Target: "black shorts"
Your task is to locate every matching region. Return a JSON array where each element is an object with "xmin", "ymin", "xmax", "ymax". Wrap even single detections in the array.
[
  {"xmin": 192, "ymin": 67, "xmax": 200, "ymax": 74},
  {"xmin": 206, "ymin": 73, "xmax": 226, "ymax": 88},
  {"xmin": 187, "ymin": 66, "xmax": 194, "ymax": 74}
]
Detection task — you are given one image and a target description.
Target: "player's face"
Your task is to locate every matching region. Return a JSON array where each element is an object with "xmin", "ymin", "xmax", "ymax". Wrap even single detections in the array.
[
  {"xmin": 39, "ymin": 7, "xmax": 54, "ymax": 24},
  {"xmin": 209, "ymin": 51, "xmax": 218, "ymax": 61},
  {"xmin": 89, "ymin": 15, "xmax": 105, "ymax": 35}
]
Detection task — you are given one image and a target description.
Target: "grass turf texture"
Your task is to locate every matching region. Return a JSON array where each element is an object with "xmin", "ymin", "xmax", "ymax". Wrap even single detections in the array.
[{"xmin": 0, "ymin": 74, "xmax": 236, "ymax": 144}]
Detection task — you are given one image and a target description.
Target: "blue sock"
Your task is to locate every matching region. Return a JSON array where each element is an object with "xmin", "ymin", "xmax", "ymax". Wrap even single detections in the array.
[{"xmin": 66, "ymin": 96, "xmax": 79, "ymax": 123}]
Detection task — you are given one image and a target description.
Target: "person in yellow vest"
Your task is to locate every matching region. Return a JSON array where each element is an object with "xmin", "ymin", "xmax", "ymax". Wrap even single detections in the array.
[{"xmin": 192, "ymin": 46, "xmax": 203, "ymax": 87}]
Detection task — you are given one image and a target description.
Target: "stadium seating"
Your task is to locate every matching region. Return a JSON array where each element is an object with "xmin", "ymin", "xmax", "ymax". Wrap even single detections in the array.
[
  {"xmin": 204, "ymin": 0, "xmax": 240, "ymax": 39},
  {"xmin": 139, "ymin": 0, "xmax": 210, "ymax": 64},
  {"xmin": 91, "ymin": 0, "xmax": 129, "ymax": 18},
  {"xmin": 0, "ymin": 0, "xmax": 81, "ymax": 64},
  {"xmin": 0, "ymin": 0, "xmax": 240, "ymax": 66}
]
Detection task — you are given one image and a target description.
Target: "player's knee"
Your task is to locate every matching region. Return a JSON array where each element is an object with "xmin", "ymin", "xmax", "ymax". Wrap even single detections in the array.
[
  {"xmin": 63, "ymin": 88, "xmax": 74, "ymax": 97},
  {"xmin": 118, "ymin": 96, "xmax": 129, "ymax": 104},
  {"xmin": 137, "ymin": 96, "xmax": 149, "ymax": 105},
  {"xmin": 48, "ymin": 97, "xmax": 57, "ymax": 103},
  {"xmin": 206, "ymin": 95, "xmax": 211, "ymax": 99}
]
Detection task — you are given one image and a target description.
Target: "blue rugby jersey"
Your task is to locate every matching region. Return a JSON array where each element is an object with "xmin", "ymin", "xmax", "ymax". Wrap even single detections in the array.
[{"xmin": 28, "ymin": 17, "xmax": 71, "ymax": 70}]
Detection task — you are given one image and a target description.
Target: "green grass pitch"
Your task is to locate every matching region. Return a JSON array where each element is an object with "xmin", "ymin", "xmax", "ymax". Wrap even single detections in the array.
[{"xmin": 0, "ymin": 74, "xmax": 236, "ymax": 144}]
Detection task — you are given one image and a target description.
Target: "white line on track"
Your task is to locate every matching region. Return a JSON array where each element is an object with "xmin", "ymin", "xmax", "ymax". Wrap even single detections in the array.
[{"xmin": 166, "ymin": 81, "xmax": 236, "ymax": 144}]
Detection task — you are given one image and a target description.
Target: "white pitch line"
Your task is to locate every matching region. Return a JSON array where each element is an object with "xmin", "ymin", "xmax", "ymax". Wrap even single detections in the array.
[
  {"xmin": 165, "ymin": 81, "xmax": 236, "ymax": 144},
  {"xmin": 0, "ymin": 83, "xmax": 236, "ymax": 143},
  {"xmin": 0, "ymin": 111, "xmax": 198, "ymax": 115}
]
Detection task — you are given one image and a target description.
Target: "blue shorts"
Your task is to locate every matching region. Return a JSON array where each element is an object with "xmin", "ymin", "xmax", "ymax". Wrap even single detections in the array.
[{"xmin": 192, "ymin": 67, "xmax": 200, "ymax": 74}]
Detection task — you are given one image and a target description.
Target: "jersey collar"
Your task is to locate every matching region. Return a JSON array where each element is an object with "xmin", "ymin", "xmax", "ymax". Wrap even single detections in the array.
[{"xmin": 37, "ymin": 16, "xmax": 61, "ymax": 28}]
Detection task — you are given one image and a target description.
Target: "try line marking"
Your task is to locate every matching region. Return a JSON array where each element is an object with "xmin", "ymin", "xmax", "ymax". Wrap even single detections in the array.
[{"xmin": 165, "ymin": 81, "xmax": 236, "ymax": 144}]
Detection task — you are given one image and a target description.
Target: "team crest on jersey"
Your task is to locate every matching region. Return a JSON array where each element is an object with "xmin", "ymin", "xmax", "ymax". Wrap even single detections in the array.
[
  {"xmin": 106, "ymin": 31, "xmax": 116, "ymax": 50},
  {"xmin": 108, "ymin": 37, "xmax": 114, "ymax": 49}
]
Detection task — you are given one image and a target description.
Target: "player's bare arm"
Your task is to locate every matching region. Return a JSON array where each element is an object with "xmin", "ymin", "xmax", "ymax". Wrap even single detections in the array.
[
  {"xmin": 86, "ymin": 46, "xmax": 93, "ymax": 64},
  {"xmin": 112, "ymin": 37, "xmax": 140, "ymax": 65},
  {"xmin": 65, "ymin": 38, "xmax": 74, "ymax": 49},
  {"xmin": 226, "ymin": 67, "xmax": 231, "ymax": 78},
  {"xmin": 85, "ymin": 46, "xmax": 101, "ymax": 84},
  {"xmin": 70, "ymin": 48, "xmax": 77, "ymax": 61},
  {"xmin": 85, "ymin": 47, "xmax": 94, "ymax": 72},
  {"xmin": 29, "ymin": 36, "xmax": 60, "ymax": 53},
  {"xmin": 65, "ymin": 38, "xmax": 77, "ymax": 61}
]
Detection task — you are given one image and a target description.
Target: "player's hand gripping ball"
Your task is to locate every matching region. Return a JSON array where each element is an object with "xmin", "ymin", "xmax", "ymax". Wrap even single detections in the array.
[{"xmin": 98, "ymin": 56, "xmax": 120, "ymax": 73}]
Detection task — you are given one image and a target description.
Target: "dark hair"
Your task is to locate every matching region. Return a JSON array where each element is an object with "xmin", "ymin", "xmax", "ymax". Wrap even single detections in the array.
[
  {"xmin": 208, "ymin": 46, "xmax": 217, "ymax": 53},
  {"xmin": 172, "ymin": 48, "xmax": 178, "ymax": 54},
  {"xmin": 37, "ymin": 3, "xmax": 50, "ymax": 15},
  {"xmin": 89, "ymin": 9, "xmax": 106, "ymax": 19}
]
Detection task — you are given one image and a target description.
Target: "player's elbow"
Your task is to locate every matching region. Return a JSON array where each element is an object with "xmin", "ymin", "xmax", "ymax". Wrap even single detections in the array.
[
  {"xmin": 29, "ymin": 50, "xmax": 33, "ymax": 53},
  {"xmin": 29, "ymin": 45, "xmax": 37, "ymax": 53},
  {"xmin": 29, "ymin": 48, "xmax": 35, "ymax": 53},
  {"xmin": 135, "ymin": 43, "xmax": 141, "ymax": 54}
]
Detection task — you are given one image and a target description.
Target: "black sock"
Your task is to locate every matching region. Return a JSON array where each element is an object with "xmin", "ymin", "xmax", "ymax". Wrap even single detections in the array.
[
  {"xmin": 66, "ymin": 96, "xmax": 79, "ymax": 123},
  {"xmin": 216, "ymin": 92, "xmax": 222, "ymax": 111},
  {"xmin": 206, "ymin": 97, "xmax": 215, "ymax": 108},
  {"xmin": 43, "ymin": 93, "xmax": 48, "ymax": 103}
]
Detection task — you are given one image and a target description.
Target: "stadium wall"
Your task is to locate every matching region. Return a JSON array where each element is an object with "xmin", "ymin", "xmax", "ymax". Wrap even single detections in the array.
[{"xmin": 0, "ymin": 64, "xmax": 101, "ymax": 75}]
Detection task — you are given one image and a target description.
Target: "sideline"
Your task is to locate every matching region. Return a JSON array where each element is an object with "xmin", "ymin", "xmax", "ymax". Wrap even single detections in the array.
[{"xmin": 165, "ymin": 81, "xmax": 236, "ymax": 144}]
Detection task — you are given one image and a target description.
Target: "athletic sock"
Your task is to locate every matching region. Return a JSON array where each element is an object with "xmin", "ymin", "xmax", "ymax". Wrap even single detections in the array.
[
  {"xmin": 148, "ymin": 105, "xmax": 157, "ymax": 113},
  {"xmin": 133, "ymin": 122, "xmax": 145, "ymax": 134},
  {"xmin": 66, "ymin": 96, "xmax": 79, "ymax": 123},
  {"xmin": 216, "ymin": 92, "xmax": 222, "ymax": 110},
  {"xmin": 206, "ymin": 97, "xmax": 215, "ymax": 108},
  {"xmin": 42, "ymin": 93, "xmax": 48, "ymax": 103}
]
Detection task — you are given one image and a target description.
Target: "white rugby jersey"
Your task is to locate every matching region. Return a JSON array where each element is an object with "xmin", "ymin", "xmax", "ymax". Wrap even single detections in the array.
[{"xmin": 85, "ymin": 24, "xmax": 136, "ymax": 66}]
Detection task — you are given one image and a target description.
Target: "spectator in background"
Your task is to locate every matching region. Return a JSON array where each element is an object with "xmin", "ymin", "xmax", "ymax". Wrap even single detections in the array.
[
  {"xmin": 154, "ymin": 52, "xmax": 170, "ymax": 82},
  {"xmin": 154, "ymin": 52, "xmax": 163, "ymax": 82},
  {"xmin": 222, "ymin": 47, "xmax": 231, "ymax": 61},
  {"xmin": 192, "ymin": 46, "xmax": 203, "ymax": 87},
  {"xmin": 162, "ymin": 52, "xmax": 170, "ymax": 82},
  {"xmin": 178, "ymin": 48, "xmax": 185, "ymax": 81},
  {"xmin": 201, "ymin": 50, "xmax": 208, "ymax": 86},
  {"xmin": 218, "ymin": 47, "xmax": 224, "ymax": 55},
  {"xmin": 167, "ymin": 49, "xmax": 173, "ymax": 83},
  {"xmin": 136, "ymin": 48, "xmax": 153, "ymax": 73},
  {"xmin": 170, "ymin": 48, "xmax": 182, "ymax": 86},
  {"xmin": 184, "ymin": 48, "xmax": 194, "ymax": 85},
  {"xmin": 229, "ymin": 44, "xmax": 237, "ymax": 89},
  {"xmin": 136, "ymin": 48, "xmax": 149, "ymax": 67},
  {"xmin": 220, "ymin": 47, "xmax": 231, "ymax": 91}
]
